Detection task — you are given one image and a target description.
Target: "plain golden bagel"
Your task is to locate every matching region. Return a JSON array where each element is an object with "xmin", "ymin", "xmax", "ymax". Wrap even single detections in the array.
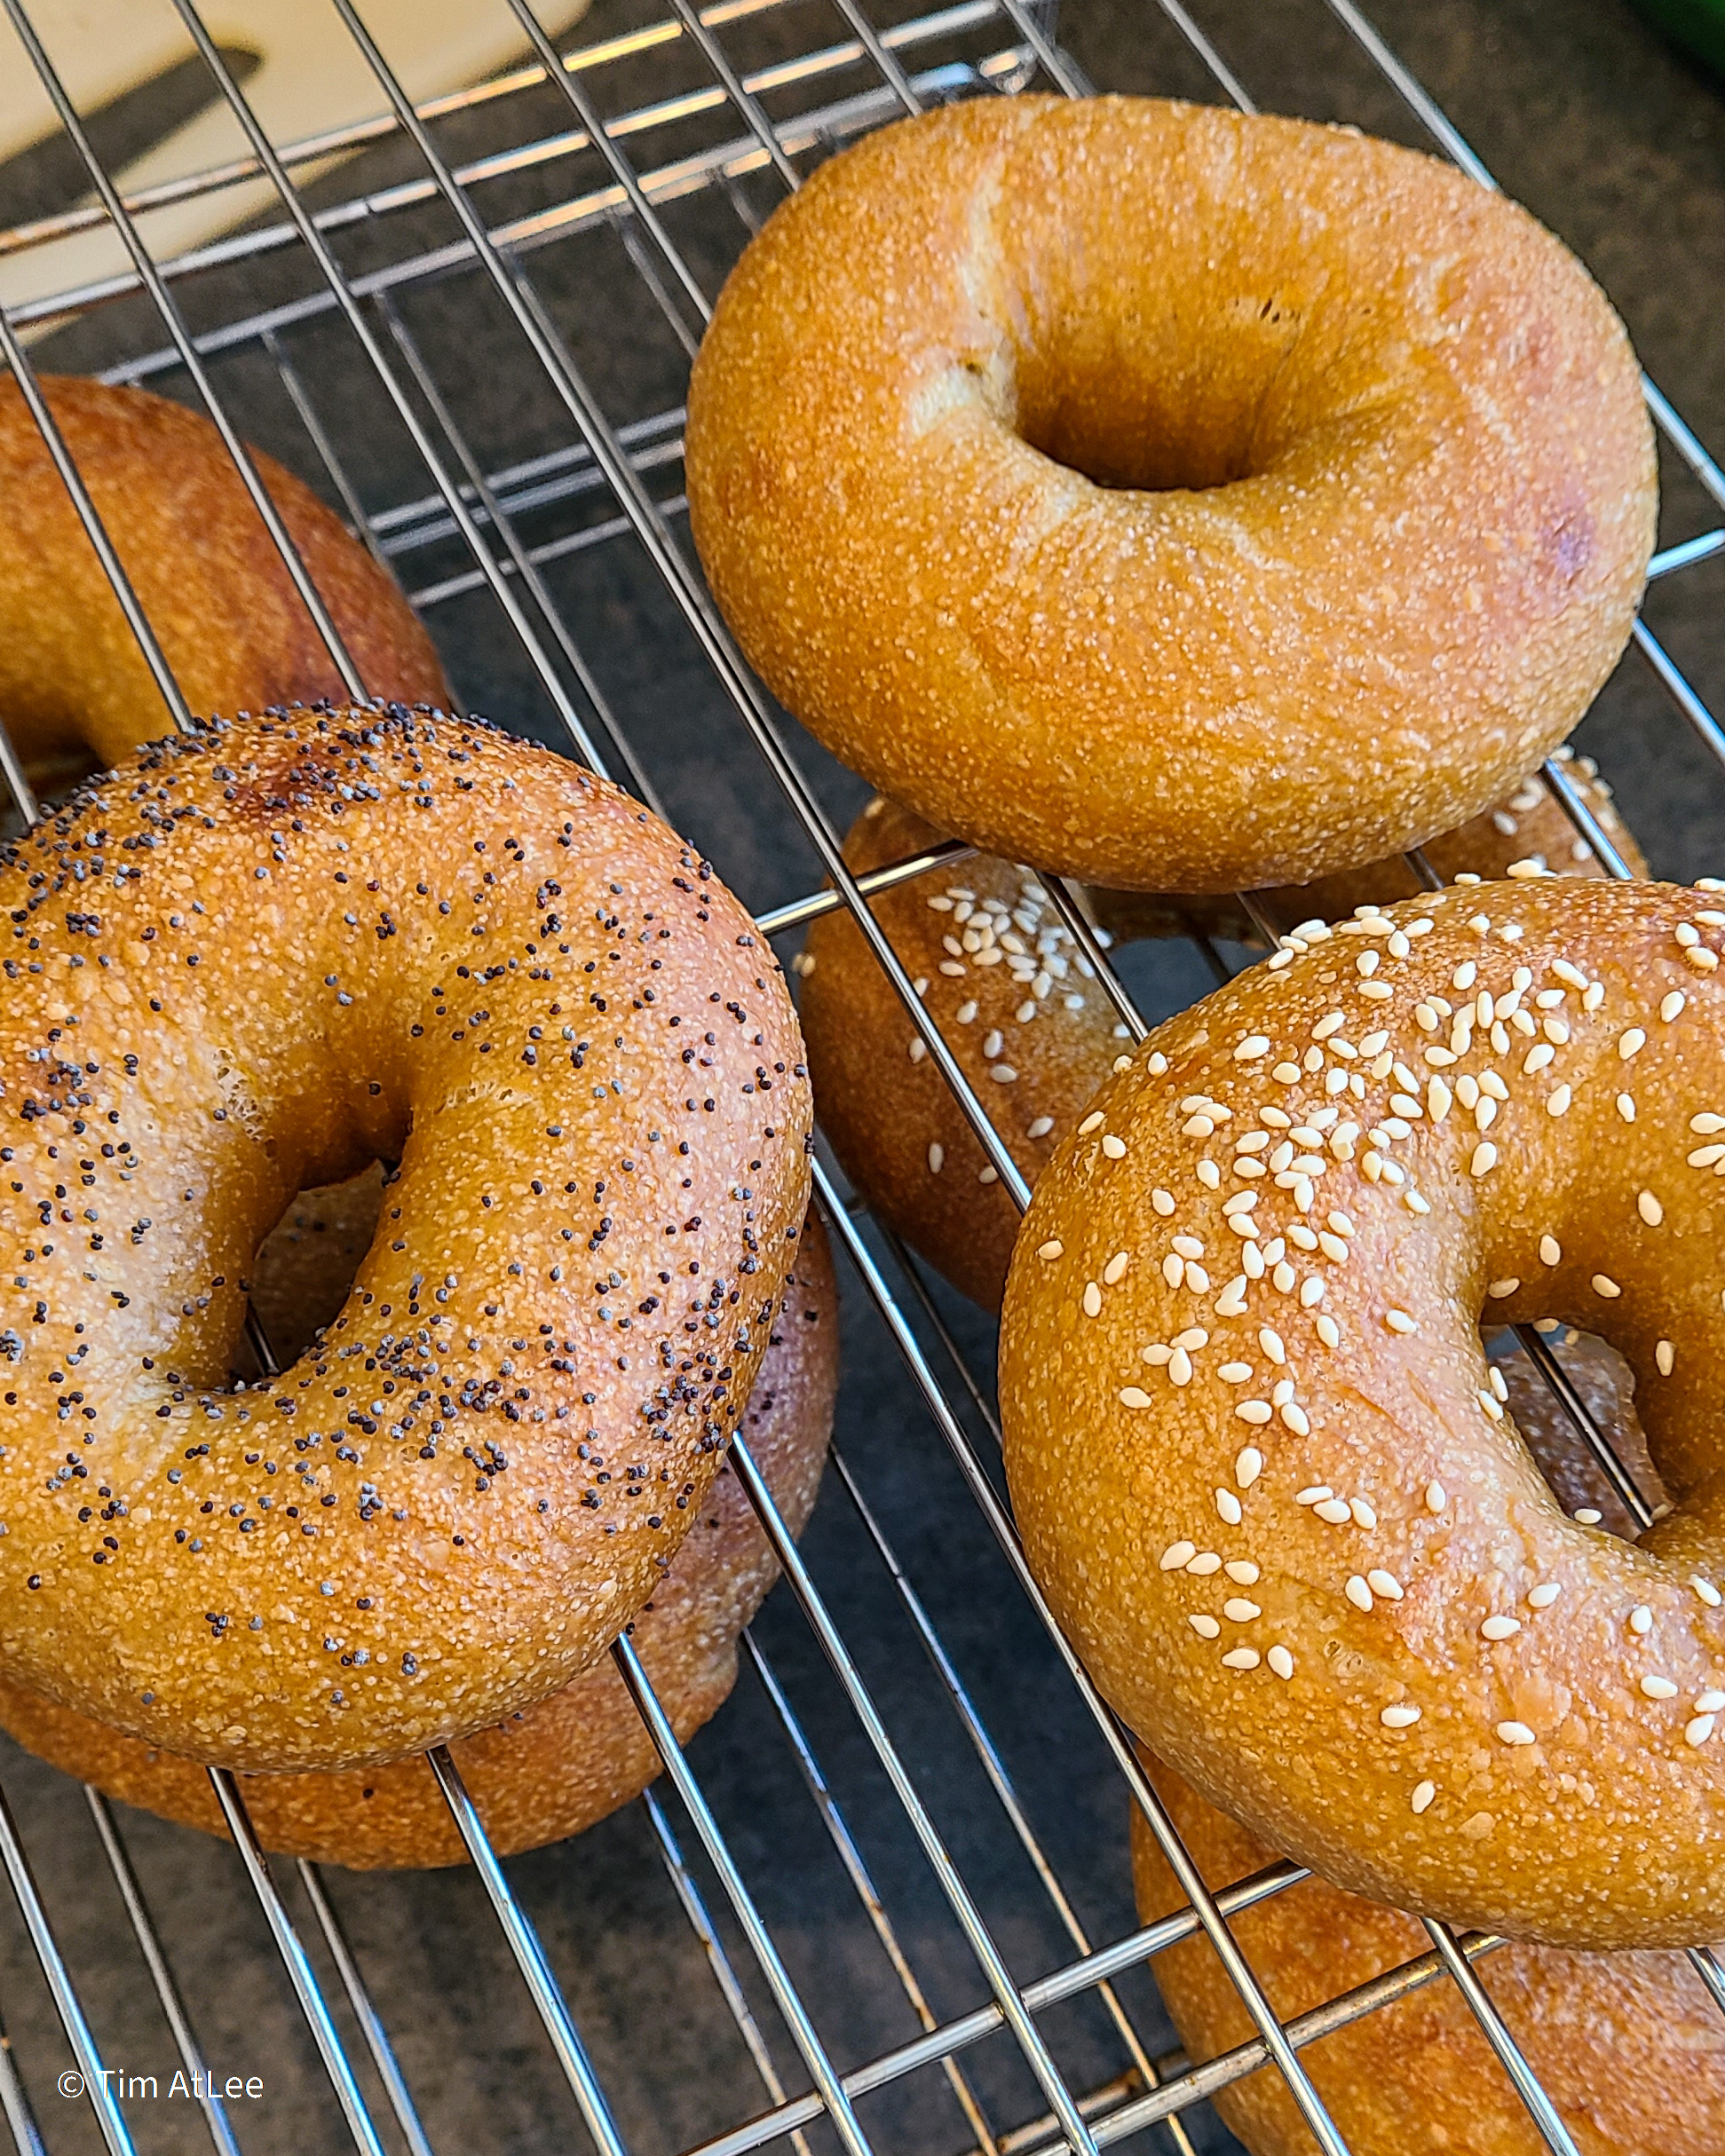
[
  {"xmin": 0, "ymin": 375, "xmax": 447, "ymax": 795},
  {"xmin": 1134, "ymin": 1342, "xmax": 1713, "ymax": 2156},
  {"xmin": 0, "ymin": 1213, "xmax": 837, "ymax": 1868},
  {"xmin": 686, "ymin": 96, "xmax": 1656, "ymax": 892},
  {"xmin": 1000, "ymin": 879, "xmax": 1725, "ymax": 1949},
  {"xmin": 0, "ymin": 707, "xmax": 811, "ymax": 1775},
  {"xmin": 1134, "ymin": 1756, "xmax": 1725, "ymax": 2156},
  {"xmin": 799, "ymin": 767, "xmax": 1642, "ymax": 1311}
]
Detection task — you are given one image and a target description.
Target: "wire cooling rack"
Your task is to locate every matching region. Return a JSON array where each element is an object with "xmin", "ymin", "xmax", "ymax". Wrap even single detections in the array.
[{"xmin": 0, "ymin": 2, "xmax": 1721, "ymax": 2152}]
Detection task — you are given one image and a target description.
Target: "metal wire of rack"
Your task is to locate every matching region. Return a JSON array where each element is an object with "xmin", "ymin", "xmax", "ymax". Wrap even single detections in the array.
[{"xmin": 0, "ymin": 2, "xmax": 1720, "ymax": 2152}]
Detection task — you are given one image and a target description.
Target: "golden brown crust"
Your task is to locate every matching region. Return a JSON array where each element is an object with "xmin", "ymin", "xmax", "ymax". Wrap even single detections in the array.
[
  {"xmin": 687, "ymin": 98, "xmax": 1655, "ymax": 892},
  {"xmin": 800, "ymin": 794, "xmax": 1130, "ymax": 1307},
  {"xmin": 0, "ymin": 1215, "xmax": 837, "ymax": 1868},
  {"xmin": 1000, "ymin": 878, "xmax": 1725, "ymax": 1948},
  {"xmin": 1088, "ymin": 752, "xmax": 1647, "ymax": 949},
  {"xmin": 1132, "ymin": 1754, "xmax": 1725, "ymax": 2156},
  {"xmin": 0, "ymin": 709, "xmax": 811, "ymax": 1774},
  {"xmin": 0, "ymin": 377, "xmax": 447, "ymax": 793},
  {"xmin": 801, "ymin": 776, "xmax": 1644, "ymax": 1311}
]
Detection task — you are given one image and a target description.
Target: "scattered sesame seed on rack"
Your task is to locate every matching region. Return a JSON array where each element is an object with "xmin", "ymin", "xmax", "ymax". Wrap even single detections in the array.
[
  {"xmin": 1027, "ymin": 1116, "xmax": 1055, "ymax": 1139},
  {"xmin": 1575, "ymin": 1508, "xmax": 1604, "ymax": 1525},
  {"xmin": 928, "ymin": 1142, "xmax": 945, "ymax": 1173}
]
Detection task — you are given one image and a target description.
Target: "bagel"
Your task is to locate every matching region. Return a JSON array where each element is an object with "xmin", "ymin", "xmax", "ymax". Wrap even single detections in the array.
[
  {"xmin": 0, "ymin": 376, "xmax": 447, "ymax": 797},
  {"xmin": 0, "ymin": 707, "xmax": 811, "ymax": 1774},
  {"xmin": 686, "ymin": 96, "xmax": 1655, "ymax": 892},
  {"xmin": 1131, "ymin": 1335, "xmax": 1712, "ymax": 2156},
  {"xmin": 999, "ymin": 877, "xmax": 1725, "ymax": 1949},
  {"xmin": 1133, "ymin": 1755, "xmax": 1725, "ymax": 2156},
  {"xmin": 800, "ymin": 766, "xmax": 1641, "ymax": 1310},
  {"xmin": 0, "ymin": 1207, "xmax": 836, "ymax": 1868},
  {"xmin": 1089, "ymin": 750, "xmax": 1645, "ymax": 951}
]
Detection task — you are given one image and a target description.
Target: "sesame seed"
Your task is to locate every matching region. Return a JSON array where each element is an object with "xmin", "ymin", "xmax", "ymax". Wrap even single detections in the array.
[
  {"xmin": 1268, "ymin": 1645, "xmax": 1295, "ymax": 1678},
  {"xmin": 983, "ymin": 1029, "xmax": 1002, "ymax": 1059},
  {"xmin": 1236, "ymin": 1447, "xmax": 1263, "ymax": 1488},
  {"xmin": 1236, "ymin": 1400, "xmax": 1272, "ymax": 1425},
  {"xmin": 1187, "ymin": 1552, "xmax": 1222, "ymax": 1576},
  {"xmin": 1345, "ymin": 1576, "xmax": 1374, "ymax": 1612},
  {"xmin": 1575, "ymin": 1508, "xmax": 1602, "ymax": 1525},
  {"xmin": 1553, "ymin": 960, "xmax": 1588, "ymax": 989},
  {"xmin": 1218, "ymin": 1361, "xmax": 1252, "ymax": 1381},
  {"xmin": 1592, "ymin": 1274, "xmax": 1621, "ymax": 1299},
  {"xmin": 1225, "ymin": 1560, "xmax": 1261, "ymax": 1584},
  {"xmin": 1381, "ymin": 1703, "xmax": 1421, "ymax": 1727},
  {"xmin": 1221, "ymin": 1647, "xmax": 1262, "ymax": 1670},
  {"xmin": 1258, "ymin": 1327, "xmax": 1286, "ymax": 1363},
  {"xmin": 1367, "ymin": 1569, "xmax": 1404, "ymax": 1600},
  {"xmin": 1618, "ymin": 1094, "xmax": 1636, "ymax": 1122},
  {"xmin": 954, "ymin": 999, "xmax": 977, "ymax": 1023},
  {"xmin": 1350, "ymin": 1498, "xmax": 1377, "ymax": 1528},
  {"xmin": 1038, "ymin": 1240, "xmax": 1064, "ymax": 1260},
  {"xmin": 1152, "ymin": 1189, "xmax": 1175, "ymax": 1216},
  {"xmin": 1700, "ymin": 1692, "xmax": 1725, "ymax": 1713},
  {"xmin": 1078, "ymin": 1111, "xmax": 1104, "ymax": 1135},
  {"xmin": 1688, "ymin": 1715, "xmax": 1717, "ymax": 1746},
  {"xmin": 1316, "ymin": 1315, "xmax": 1341, "ymax": 1348},
  {"xmin": 1272, "ymin": 1062, "xmax": 1300, "ymax": 1083},
  {"xmin": 1082, "ymin": 1283, "xmax": 1103, "ymax": 1317},
  {"xmin": 1693, "ymin": 1576, "xmax": 1722, "ymax": 1607},
  {"xmin": 1470, "ymin": 1141, "xmax": 1499, "ymax": 1173},
  {"xmin": 1216, "ymin": 1489, "xmax": 1243, "ymax": 1526},
  {"xmin": 1271, "ymin": 1262, "xmax": 1295, "ymax": 1291},
  {"xmin": 1168, "ymin": 1348, "xmax": 1194, "ymax": 1386},
  {"xmin": 1104, "ymin": 1251, "xmax": 1130, "ymax": 1284},
  {"xmin": 1384, "ymin": 1308, "xmax": 1417, "ymax": 1335},
  {"xmin": 1280, "ymin": 1402, "xmax": 1310, "ymax": 1436},
  {"xmin": 1186, "ymin": 1262, "xmax": 1210, "ymax": 1292},
  {"xmin": 928, "ymin": 1142, "xmax": 945, "ymax": 1173},
  {"xmin": 1425, "ymin": 1481, "xmax": 1448, "ymax": 1514},
  {"xmin": 1412, "ymin": 1780, "xmax": 1436, "ymax": 1812},
  {"xmin": 1539, "ymin": 1236, "xmax": 1561, "ymax": 1266},
  {"xmin": 1642, "ymin": 1676, "xmax": 1680, "ymax": 1700},
  {"xmin": 1102, "ymin": 1133, "xmax": 1127, "ymax": 1157},
  {"xmin": 1224, "ymin": 1598, "xmax": 1262, "ymax": 1622},
  {"xmin": 1196, "ymin": 1160, "xmax": 1221, "ymax": 1190},
  {"xmin": 1618, "ymin": 1028, "xmax": 1646, "ymax": 1059},
  {"xmin": 1496, "ymin": 1721, "xmax": 1537, "ymax": 1746},
  {"xmin": 1190, "ymin": 1615, "xmax": 1221, "ymax": 1639},
  {"xmin": 1296, "ymin": 1485, "xmax": 1333, "ymax": 1505},
  {"xmin": 1119, "ymin": 1387, "xmax": 1153, "ymax": 1410},
  {"xmin": 1693, "ymin": 1113, "xmax": 1725, "ymax": 1134},
  {"xmin": 1481, "ymin": 1615, "xmax": 1521, "ymax": 1640},
  {"xmin": 1143, "ymin": 1344, "xmax": 1173, "ymax": 1366},
  {"xmin": 1160, "ymin": 1540, "xmax": 1197, "ymax": 1570},
  {"xmin": 1314, "ymin": 1498, "xmax": 1351, "ymax": 1524},
  {"xmin": 1235, "ymin": 1035, "xmax": 1270, "ymax": 1061},
  {"xmin": 1487, "ymin": 1278, "xmax": 1520, "ymax": 1299},
  {"xmin": 1528, "ymin": 1583, "xmax": 1561, "ymax": 1609},
  {"xmin": 1663, "ymin": 991, "xmax": 1688, "ymax": 1021},
  {"xmin": 1630, "ymin": 1605, "xmax": 1653, "ymax": 1635},
  {"xmin": 1546, "ymin": 1087, "xmax": 1571, "ymax": 1117}
]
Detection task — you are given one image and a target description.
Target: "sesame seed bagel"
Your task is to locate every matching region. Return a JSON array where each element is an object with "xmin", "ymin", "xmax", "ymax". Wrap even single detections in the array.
[
  {"xmin": 800, "ymin": 773, "xmax": 1642, "ymax": 1311},
  {"xmin": 999, "ymin": 878, "xmax": 1725, "ymax": 1949},
  {"xmin": 0, "ymin": 377, "xmax": 447, "ymax": 798},
  {"xmin": 1089, "ymin": 749, "xmax": 1645, "ymax": 951},
  {"xmin": 0, "ymin": 1212, "xmax": 836, "ymax": 1868},
  {"xmin": 1134, "ymin": 1342, "xmax": 1719, "ymax": 2156},
  {"xmin": 685, "ymin": 96, "xmax": 1656, "ymax": 892},
  {"xmin": 0, "ymin": 707, "xmax": 811, "ymax": 1774},
  {"xmin": 1133, "ymin": 1752, "xmax": 1725, "ymax": 2156}
]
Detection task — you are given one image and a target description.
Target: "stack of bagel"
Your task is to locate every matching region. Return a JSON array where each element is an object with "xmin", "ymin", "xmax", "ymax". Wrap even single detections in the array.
[
  {"xmin": 684, "ymin": 91, "xmax": 1725, "ymax": 2156},
  {"xmin": 2, "ymin": 80, "xmax": 1721, "ymax": 2156}
]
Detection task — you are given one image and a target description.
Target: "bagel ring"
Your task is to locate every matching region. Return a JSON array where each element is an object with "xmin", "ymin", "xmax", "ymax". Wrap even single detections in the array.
[
  {"xmin": 799, "ymin": 759, "xmax": 1641, "ymax": 1309},
  {"xmin": 0, "ymin": 375, "xmax": 447, "ymax": 797},
  {"xmin": 1000, "ymin": 878, "xmax": 1725, "ymax": 1949},
  {"xmin": 0, "ymin": 707, "xmax": 811, "ymax": 1774},
  {"xmin": 1133, "ymin": 1337, "xmax": 1718, "ymax": 2156},
  {"xmin": 686, "ymin": 96, "xmax": 1655, "ymax": 892},
  {"xmin": 0, "ymin": 1195, "xmax": 836, "ymax": 1868}
]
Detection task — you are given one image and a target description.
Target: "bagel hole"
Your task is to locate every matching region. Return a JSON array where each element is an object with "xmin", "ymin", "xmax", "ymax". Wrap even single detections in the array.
[
  {"xmin": 241, "ymin": 1163, "xmax": 386, "ymax": 1371},
  {"xmin": 1486, "ymin": 1323, "xmax": 1666, "ymax": 1540}
]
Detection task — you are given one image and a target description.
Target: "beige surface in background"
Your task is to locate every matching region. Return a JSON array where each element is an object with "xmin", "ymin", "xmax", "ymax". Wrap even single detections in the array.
[{"xmin": 0, "ymin": 0, "xmax": 590, "ymax": 321}]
